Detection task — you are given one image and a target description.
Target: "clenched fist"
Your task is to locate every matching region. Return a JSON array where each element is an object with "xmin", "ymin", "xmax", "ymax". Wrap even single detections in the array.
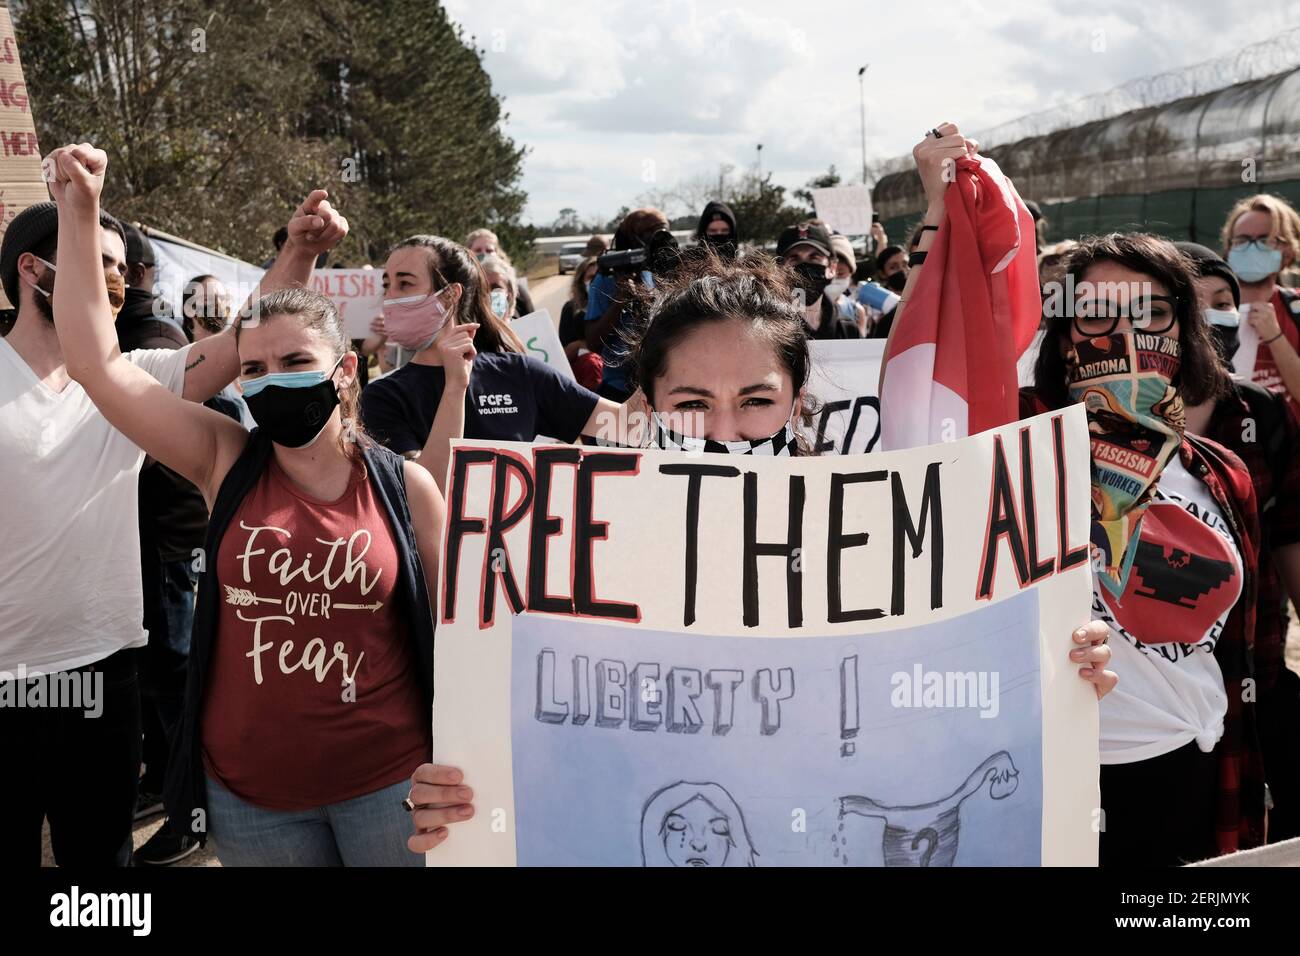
[{"xmin": 43, "ymin": 143, "xmax": 107, "ymax": 212}]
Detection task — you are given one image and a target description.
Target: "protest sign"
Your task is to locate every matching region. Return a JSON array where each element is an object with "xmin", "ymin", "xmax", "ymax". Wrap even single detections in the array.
[
  {"xmin": 807, "ymin": 335, "xmax": 1040, "ymax": 455},
  {"xmin": 1018, "ymin": 329, "xmax": 1045, "ymax": 387},
  {"xmin": 149, "ymin": 246, "xmax": 387, "ymax": 341},
  {"xmin": 150, "ymin": 231, "xmax": 265, "ymax": 319},
  {"xmin": 311, "ymin": 267, "xmax": 384, "ymax": 338},
  {"xmin": 512, "ymin": 309, "xmax": 574, "ymax": 379},
  {"xmin": 0, "ymin": 4, "xmax": 49, "ymax": 309},
  {"xmin": 811, "ymin": 185, "xmax": 874, "ymax": 237},
  {"xmin": 429, "ymin": 404, "xmax": 1098, "ymax": 866},
  {"xmin": 808, "ymin": 339, "xmax": 883, "ymax": 454}
]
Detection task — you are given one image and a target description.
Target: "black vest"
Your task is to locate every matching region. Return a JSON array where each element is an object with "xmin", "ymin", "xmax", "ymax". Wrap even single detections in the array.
[{"xmin": 163, "ymin": 431, "xmax": 435, "ymax": 838}]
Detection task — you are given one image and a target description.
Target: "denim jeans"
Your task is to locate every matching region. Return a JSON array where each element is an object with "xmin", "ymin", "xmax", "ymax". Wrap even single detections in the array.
[
  {"xmin": 140, "ymin": 559, "xmax": 197, "ymax": 798},
  {"xmin": 205, "ymin": 774, "xmax": 423, "ymax": 867}
]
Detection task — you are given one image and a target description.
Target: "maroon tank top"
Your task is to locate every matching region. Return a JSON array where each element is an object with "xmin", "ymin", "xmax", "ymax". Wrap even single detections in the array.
[{"xmin": 201, "ymin": 457, "xmax": 429, "ymax": 810}]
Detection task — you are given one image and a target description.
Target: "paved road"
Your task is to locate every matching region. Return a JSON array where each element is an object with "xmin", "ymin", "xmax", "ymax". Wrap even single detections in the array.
[{"xmin": 524, "ymin": 273, "xmax": 570, "ymax": 325}]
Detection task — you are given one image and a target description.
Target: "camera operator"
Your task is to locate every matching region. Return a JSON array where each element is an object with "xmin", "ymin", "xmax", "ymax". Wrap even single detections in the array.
[{"xmin": 584, "ymin": 207, "xmax": 672, "ymax": 401}]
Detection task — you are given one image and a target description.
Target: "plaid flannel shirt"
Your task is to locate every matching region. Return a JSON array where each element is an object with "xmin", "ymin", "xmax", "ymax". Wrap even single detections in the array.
[
  {"xmin": 1022, "ymin": 388, "xmax": 1266, "ymax": 856},
  {"xmin": 1206, "ymin": 381, "xmax": 1300, "ymax": 695}
]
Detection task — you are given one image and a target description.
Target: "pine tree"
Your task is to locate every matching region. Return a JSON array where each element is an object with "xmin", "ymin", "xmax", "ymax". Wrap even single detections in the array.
[{"xmin": 13, "ymin": 0, "xmax": 532, "ymax": 266}]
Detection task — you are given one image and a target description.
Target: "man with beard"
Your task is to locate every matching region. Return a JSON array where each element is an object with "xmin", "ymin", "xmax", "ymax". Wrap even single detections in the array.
[{"xmin": 776, "ymin": 221, "xmax": 860, "ymax": 339}]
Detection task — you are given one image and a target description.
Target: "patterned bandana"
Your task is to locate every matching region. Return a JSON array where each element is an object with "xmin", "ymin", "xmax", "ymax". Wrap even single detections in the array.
[
  {"xmin": 1067, "ymin": 331, "xmax": 1185, "ymax": 596},
  {"xmin": 649, "ymin": 411, "xmax": 800, "ymax": 456}
]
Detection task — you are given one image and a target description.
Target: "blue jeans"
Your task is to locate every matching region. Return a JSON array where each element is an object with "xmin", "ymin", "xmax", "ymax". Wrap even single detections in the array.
[
  {"xmin": 140, "ymin": 559, "xmax": 197, "ymax": 796},
  {"xmin": 205, "ymin": 774, "xmax": 423, "ymax": 867}
]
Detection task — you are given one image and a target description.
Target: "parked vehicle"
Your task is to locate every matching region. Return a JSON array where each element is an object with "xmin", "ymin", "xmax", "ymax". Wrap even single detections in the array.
[{"xmin": 558, "ymin": 242, "xmax": 586, "ymax": 274}]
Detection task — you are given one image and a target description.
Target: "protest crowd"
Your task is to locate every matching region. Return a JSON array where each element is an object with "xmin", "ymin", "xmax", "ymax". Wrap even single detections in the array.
[{"xmin": 4, "ymin": 112, "xmax": 1300, "ymax": 871}]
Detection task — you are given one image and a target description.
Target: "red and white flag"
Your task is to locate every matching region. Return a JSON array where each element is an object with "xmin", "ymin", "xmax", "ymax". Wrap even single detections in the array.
[{"xmin": 880, "ymin": 154, "xmax": 1041, "ymax": 450}]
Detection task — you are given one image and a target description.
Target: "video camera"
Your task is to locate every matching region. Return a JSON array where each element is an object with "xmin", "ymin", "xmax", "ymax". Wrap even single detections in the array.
[
  {"xmin": 595, "ymin": 246, "xmax": 647, "ymax": 277},
  {"xmin": 597, "ymin": 228, "xmax": 681, "ymax": 279}
]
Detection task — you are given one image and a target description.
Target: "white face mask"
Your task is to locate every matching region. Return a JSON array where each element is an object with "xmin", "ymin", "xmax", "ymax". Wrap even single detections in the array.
[
  {"xmin": 824, "ymin": 278, "xmax": 850, "ymax": 300},
  {"xmin": 489, "ymin": 287, "xmax": 510, "ymax": 318},
  {"xmin": 649, "ymin": 406, "xmax": 800, "ymax": 456},
  {"xmin": 1203, "ymin": 307, "xmax": 1239, "ymax": 328}
]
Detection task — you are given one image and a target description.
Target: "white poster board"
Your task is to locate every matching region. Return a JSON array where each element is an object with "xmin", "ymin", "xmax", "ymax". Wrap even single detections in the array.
[
  {"xmin": 808, "ymin": 339, "xmax": 883, "ymax": 454},
  {"xmin": 512, "ymin": 309, "xmax": 573, "ymax": 379},
  {"xmin": 150, "ymin": 235, "xmax": 265, "ymax": 320},
  {"xmin": 429, "ymin": 405, "xmax": 1098, "ymax": 866},
  {"xmin": 811, "ymin": 185, "xmax": 874, "ymax": 237},
  {"xmin": 807, "ymin": 335, "xmax": 1039, "ymax": 455}
]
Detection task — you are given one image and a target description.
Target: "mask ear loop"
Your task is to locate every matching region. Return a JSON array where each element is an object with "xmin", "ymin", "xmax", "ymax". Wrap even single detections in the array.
[
  {"xmin": 327, "ymin": 352, "xmax": 348, "ymax": 393},
  {"xmin": 24, "ymin": 256, "xmax": 55, "ymax": 299}
]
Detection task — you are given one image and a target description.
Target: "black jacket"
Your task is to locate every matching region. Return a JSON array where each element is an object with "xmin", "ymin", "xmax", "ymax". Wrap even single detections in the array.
[
  {"xmin": 803, "ymin": 297, "xmax": 862, "ymax": 340},
  {"xmin": 163, "ymin": 431, "xmax": 436, "ymax": 837},
  {"xmin": 116, "ymin": 287, "xmax": 188, "ymax": 351}
]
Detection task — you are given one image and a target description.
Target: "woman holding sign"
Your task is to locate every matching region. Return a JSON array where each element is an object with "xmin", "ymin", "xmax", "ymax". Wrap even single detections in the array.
[
  {"xmin": 891, "ymin": 123, "xmax": 1268, "ymax": 867},
  {"xmin": 625, "ymin": 248, "xmax": 820, "ymax": 455},
  {"xmin": 43, "ymin": 143, "xmax": 475, "ymax": 866},
  {"xmin": 407, "ymin": 244, "xmax": 1116, "ymax": 856}
]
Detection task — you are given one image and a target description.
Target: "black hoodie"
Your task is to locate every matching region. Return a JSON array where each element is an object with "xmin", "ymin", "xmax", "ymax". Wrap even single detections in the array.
[{"xmin": 696, "ymin": 201, "xmax": 739, "ymax": 257}]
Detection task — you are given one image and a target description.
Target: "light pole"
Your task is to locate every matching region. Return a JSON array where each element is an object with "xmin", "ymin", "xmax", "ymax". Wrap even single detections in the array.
[
  {"xmin": 858, "ymin": 64, "xmax": 869, "ymax": 185},
  {"xmin": 756, "ymin": 143, "xmax": 763, "ymax": 178}
]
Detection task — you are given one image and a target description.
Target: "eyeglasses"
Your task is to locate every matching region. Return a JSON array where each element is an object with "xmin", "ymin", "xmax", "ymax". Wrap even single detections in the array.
[
  {"xmin": 1072, "ymin": 296, "xmax": 1178, "ymax": 337},
  {"xmin": 1229, "ymin": 235, "xmax": 1281, "ymax": 251}
]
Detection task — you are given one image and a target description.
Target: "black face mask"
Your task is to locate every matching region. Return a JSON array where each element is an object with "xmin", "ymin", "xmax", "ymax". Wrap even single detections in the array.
[
  {"xmin": 885, "ymin": 270, "xmax": 907, "ymax": 293},
  {"xmin": 242, "ymin": 358, "xmax": 343, "ymax": 449},
  {"xmin": 702, "ymin": 234, "xmax": 736, "ymax": 258},
  {"xmin": 792, "ymin": 260, "xmax": 832, "ymax": 301},
  {"xmin": 1211, "ymin": 325, "xmax": 1240, "ymax": 367}
]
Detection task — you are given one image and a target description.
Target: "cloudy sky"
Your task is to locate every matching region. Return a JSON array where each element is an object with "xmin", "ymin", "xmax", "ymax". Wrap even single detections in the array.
[{"xmin": 443, "ymin": 0, "xmax": 1300, "ymax": 227}]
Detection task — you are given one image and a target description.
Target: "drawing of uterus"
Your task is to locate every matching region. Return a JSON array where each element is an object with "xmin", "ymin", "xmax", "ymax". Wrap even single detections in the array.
[{"xmin": 837, "ymin": 751, "xmax": 1020, "ymax": 867}]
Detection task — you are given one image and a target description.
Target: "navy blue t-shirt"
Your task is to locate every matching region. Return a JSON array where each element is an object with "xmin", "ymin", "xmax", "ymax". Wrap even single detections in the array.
[{"xmin": 360, "ymin": 351, "xmax": 601, "ymax": 455}]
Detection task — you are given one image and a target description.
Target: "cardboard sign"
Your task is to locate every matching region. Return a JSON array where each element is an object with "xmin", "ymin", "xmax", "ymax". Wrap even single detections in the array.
[
  {"xmin": 811, "ymin": 185, "xmax": 874, "ymax": 237},
  {"xmin": 429, "ymin": 405, "xmax": 1098, "ymax": 866},
  {"xmin": 0, "ymin": 5, "xmax": 49, "ymax": 309}
]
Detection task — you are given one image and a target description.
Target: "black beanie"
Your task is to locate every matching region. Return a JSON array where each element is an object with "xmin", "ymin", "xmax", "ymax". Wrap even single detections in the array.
[
  {"xmin": 0, "ymin": 201, "xmax": 127, "ymax": 306},
  {"xmin": 1174, "ymin": 241, "xmax": 1241, "ymax": 308}
]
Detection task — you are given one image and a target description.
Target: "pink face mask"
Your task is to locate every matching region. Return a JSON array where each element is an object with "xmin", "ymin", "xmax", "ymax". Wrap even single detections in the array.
[{"xmin": 382, "ymin": 290, "xmax": 451, "ymax": 351}]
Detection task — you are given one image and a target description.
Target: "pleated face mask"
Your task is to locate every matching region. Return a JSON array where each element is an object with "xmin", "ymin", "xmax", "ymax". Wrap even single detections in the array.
[{"xmin": 1067, "ymin": 331, "xmax": 1185, "ymax": 596}]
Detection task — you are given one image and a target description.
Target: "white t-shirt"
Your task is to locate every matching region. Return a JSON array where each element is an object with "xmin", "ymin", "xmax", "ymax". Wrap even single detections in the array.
[
  {"xmin": 1095, "ymin": 457, "xmax": 1243, "ymax": 764},
  {"xmin": 0, "ymin": 337, "xmax": 192, "ymax": 675}
]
